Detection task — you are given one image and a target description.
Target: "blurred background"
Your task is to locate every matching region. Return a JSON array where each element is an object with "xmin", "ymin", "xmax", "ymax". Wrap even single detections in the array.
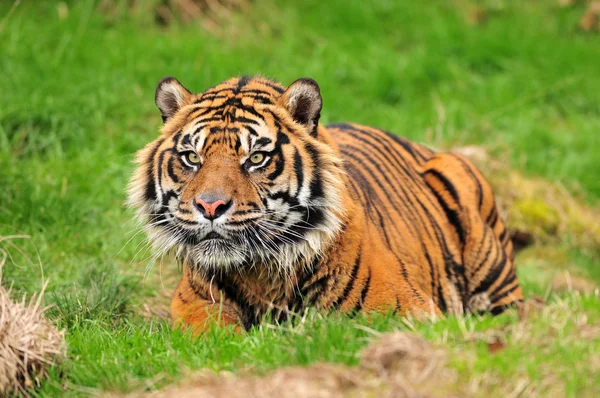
[
  {"xmin": 0, "ymin": 0, "xmax": 599, "ymax": 395},
  {"xmin": 2, "ymin": 0, "xmax": 599, "ymax": 288}
]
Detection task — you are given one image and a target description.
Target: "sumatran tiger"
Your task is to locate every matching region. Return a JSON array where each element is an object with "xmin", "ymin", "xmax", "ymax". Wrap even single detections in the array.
[{"xmin": 128, "ymin": 75, "xmax": 523, "ymax": 332}]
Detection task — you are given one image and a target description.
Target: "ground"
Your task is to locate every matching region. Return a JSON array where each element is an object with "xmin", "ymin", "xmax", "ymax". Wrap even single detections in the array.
[{"xmin": 0, "ymin": 0, "xmax": 599, "ymax": 396}]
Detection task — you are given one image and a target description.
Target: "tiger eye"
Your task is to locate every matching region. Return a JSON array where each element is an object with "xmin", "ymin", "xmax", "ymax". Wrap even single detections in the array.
[
  {"xmin": 185, "ymin": 152, "xmax": 201, "ymax": 164},
  {"xmin": 249, "ymin": 153, "xmax": 265, "ymax": 164}
]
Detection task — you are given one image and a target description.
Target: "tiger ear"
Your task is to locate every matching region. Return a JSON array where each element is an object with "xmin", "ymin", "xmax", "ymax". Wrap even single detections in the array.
[
  {"xmin": 279, "ymin": 78, "xmax": 322, "ymax": 137},
  {"xmin": 155, "ymin": 77, "xmax": 193, "ymax": 123}
]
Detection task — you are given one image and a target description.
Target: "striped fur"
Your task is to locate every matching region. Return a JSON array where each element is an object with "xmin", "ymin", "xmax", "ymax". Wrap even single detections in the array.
[{"xmin": 128, "ymin": 76, "xmax": 523, "ymax": 332}]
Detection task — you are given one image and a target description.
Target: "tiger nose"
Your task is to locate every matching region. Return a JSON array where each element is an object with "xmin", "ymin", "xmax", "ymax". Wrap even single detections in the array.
[{"xmin": 194, "ymin": 194, "xmax": 232, "ymax": 221}]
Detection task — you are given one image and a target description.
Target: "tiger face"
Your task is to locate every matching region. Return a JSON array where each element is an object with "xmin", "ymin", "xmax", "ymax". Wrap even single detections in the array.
[{"xmin": 128, "ymin": 76, "xmax": 346, "ymax": 274}]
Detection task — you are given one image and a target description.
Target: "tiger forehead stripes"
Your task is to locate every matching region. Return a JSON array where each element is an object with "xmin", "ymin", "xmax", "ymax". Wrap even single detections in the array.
[{"xmin": 128, "ymin": 75, "xmax": 523, "ymax": 332}]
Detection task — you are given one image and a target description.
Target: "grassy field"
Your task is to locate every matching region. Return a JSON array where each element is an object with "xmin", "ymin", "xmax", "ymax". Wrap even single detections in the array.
[{"xmin": 1, "ymin": 0, "xmax": 599, "ymax": 396}]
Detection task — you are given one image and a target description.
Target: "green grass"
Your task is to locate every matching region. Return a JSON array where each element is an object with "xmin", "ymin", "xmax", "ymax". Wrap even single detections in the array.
[
  {"xmin": 33, "ymin": 294, "xmax": 600, "ymax": 396},
  {"xmin": 1, "ymin": 0, "xmax": 599, "ymax": 396}
]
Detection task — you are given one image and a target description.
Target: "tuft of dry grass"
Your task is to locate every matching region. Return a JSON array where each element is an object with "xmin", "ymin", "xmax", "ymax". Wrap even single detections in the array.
[
  {"xmin": 0, "ymin": 237, "xmax": 66, "ymax": 396},
  {"xmin": 359, "ymin": 332, "xmax": 456, "ymax": 397},
  {"xmin": 580, "ymin": 2, "xmax": 600, "ymax": 31},
  {"xmin": 0, "ymin": 284, "xmax": 66, "ymax": 396}
]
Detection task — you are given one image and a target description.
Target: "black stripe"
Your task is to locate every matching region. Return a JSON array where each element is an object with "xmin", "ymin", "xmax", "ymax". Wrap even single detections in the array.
[
  {"xmin": 231, "ymin": 115, "xmax": 260, "ymax": 125},
  {"xmin": 176, "ymin": 205, "xmax": 191, "ymax": 214},
  {"xmin": 472, "ymin": 253, "xmax": 507, "ymax": 296},
  {"xmin": 489, "ymin": 296, "xmax": 522, "ymax": 315},
  {"xmin": 143, "ymin": 139, "xmax": 164, "ymax": 201},
  {"xmin": 241, "ymin": 88, "xmax": 273, "ymax": 95},
  {"xmin": 436, "ymin": 283, "xmax": 448, "ymax": 312},
  {"xmin": 499, "ymin": 228, "xmax": 508, "ymax": 243},
  {"xmin": 332, "ymin": 249, "xmax": 362, "ymax": 309},
  {"xmin": 177, "ymin": 291, "xmax": 189, "ymax": 304},
  {"xmin": 300, "ymin": 273, "xmax": 333, "ymax": 303},
  {"xmin": 352, "ymin": 267, "xmax": 371, "ymax": 313},
  {"xmin": 227, "ymin": 217, "xmax": 262, "ymax": 227},
  {"xmin": 156, "ymin": 147, "xmax": 175, "ymax": 203},
  {"xmin": 489, "ymin": 208, "xmax": 499, "ymax": 227},
  {"xmin": 260, "ymin": 79, "xmax": 285, "ymax": 94},
  {"xmin": 166, "ymin": 155, "xmax": 180, "ymax": 183},
  {"xmin": 424, "ymin": 169, "xmax": 466, "ymax": 246},
  {"xmin": 225, "ymin": 100, "xmax": 264, "ymax": 119},
  {"xmin": 180, "ymin": 132, "xmax": 192, "ymax": 147},
  {"xmin": 193, "ymin": 116, "xmax": 226, "ymax": 124},
  {"xmin": 471, "ymin": 236, "xmax": 494, "ymax": 277},
  {"xmin": 455, "ymin": 156, "xmax": 484, "ymax": 213},
  {"xmin": 195, "ymin": 94, "xmax": 231, "ymax": 104},
  {"xmin": 486, "ymin": 206, "xmax": 498, "ymax": 225},
  {"xmin": 266, "ymin": 152, "xmax": 285, "ymax": 180},
  {"xmin": 268, "ymin": 191, "xmax": 298, "ymax": 205},
  {"xmin": 305, "ymin": 142, "xmax": 324, "ymax": 199},
  {"xmin": 173, "ymin": 216, "xmax": 198, "ymax": 226},
  {"xmin": 276, "ymin": 130, "xmax": 290, "ymax": 146},
  {"xmin": 293, "ymin": 149, "xmax": 304, "ymax": 196},
  {"xmin": 254, "ymin": 137, "xmax": 272, "ymax": 147},
  {"xmin": 394, "ymin": 297, "xmax": 402, "ymax": 314},
  {"xmin": 490, "ymin": 280, "xmax": 519, "ymax": 304},
  {"xmin": 235, "ymin": 75, "xmax": 251, "ymax": 93},
  {"xmin": 490, "ymin": 268, "xmax": 517, "ymax": 299},
  {"xmin": 246, "ymin": 126, "xmax": 259, "ymax": 136}
]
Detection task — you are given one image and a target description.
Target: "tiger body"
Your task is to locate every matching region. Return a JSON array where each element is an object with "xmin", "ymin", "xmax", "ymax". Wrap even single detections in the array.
[{"xmin": 129, "ymin": 75, "xmax": 522, "ymax": 332}]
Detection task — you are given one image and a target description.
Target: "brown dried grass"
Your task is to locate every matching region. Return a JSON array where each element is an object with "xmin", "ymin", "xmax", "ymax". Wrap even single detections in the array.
[
  {"xmin": 459, "ymin": 293, "xmax": 600, "ymax": 396},
  {"xmin": 97, "ymin": 0, "xmax": 250, "ymax": 33},
  {"xmin": 454, "ymin": 145, "xmax": 600, "ymax": 252},
  {"xmin": 0, "ymin": 237, "xmax": 66, "ymax": 396}
]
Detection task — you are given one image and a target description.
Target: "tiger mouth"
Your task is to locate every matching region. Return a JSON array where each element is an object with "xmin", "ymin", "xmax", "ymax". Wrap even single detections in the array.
[
  {"xmin": 201, "ymin": 231, "xmax": 225, "ymax": 241},
  {"xmin": 180, "ymin": 230, "xmax": 234, "ymax": 246}
]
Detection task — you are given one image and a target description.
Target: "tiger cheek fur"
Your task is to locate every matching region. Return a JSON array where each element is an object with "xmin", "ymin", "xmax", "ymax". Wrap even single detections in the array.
[{"xmin": 128, "ymin": 75, "xmax": 523, "ymax": 333}]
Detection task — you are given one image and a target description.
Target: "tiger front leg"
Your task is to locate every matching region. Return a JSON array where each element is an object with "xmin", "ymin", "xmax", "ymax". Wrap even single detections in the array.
[{"xmin": 170, "ymin": 272, "xmax": 242, "ymax": 335}]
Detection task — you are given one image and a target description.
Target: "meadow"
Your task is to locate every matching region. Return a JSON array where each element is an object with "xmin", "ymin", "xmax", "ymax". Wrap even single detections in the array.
[{"xmin": 0, "ymin": 0, "xmax": 599, "ymax": 396}]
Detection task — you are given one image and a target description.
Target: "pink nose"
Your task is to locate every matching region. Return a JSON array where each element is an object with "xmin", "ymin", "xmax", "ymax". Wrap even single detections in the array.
[{"xmin": 194, "ymin": 198, "xmax": 230, "ymax": 220}]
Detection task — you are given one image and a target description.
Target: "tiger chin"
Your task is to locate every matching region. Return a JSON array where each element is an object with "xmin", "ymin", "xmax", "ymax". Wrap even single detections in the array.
[{"xmin": 128, "ymin": 75, "xmax": 523, "ymax": 333}]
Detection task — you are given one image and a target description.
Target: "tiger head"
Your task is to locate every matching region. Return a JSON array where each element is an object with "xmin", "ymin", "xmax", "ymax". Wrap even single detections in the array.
[{"xmin": 128, "ymin": 76, "xmax": 346, "ymax": 275}]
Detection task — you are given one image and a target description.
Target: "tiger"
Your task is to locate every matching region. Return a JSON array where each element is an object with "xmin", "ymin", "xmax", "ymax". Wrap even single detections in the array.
[{"xmin": 128, "ymin": 75, "xmax": 523, "ymax": 332}]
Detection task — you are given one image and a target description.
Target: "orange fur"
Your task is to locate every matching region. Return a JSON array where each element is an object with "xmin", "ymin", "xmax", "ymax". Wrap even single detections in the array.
[{"xmin": 129, "ymin": 76, "xmax": 523, "ymax": 333}]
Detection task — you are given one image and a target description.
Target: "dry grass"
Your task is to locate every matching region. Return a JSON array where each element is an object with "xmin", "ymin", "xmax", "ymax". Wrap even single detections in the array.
[
  {"xmin": 0, "ymin": 236, "xmax": 66, "ymax": 396},
  {"xmin": 114, "ymin": 331, "xmax": 455, "ymax": 398},
  {"xmin": 0, "ymin": 284, "xmax": 66, "ymax": 396},
  {"xmin": 462, "ymin": 293, "xmax": 599, "ymax": 396},
  {"xmin": 454, "ymin": 145, "xmax": 600, "ymax": 252},
  {"xmin": 97, "ymin": 0, "xmax": 250, "ymax": 33},
  {"xmin": 579, "ymin": 2, "xmax": 600, "ymax": 31}
]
